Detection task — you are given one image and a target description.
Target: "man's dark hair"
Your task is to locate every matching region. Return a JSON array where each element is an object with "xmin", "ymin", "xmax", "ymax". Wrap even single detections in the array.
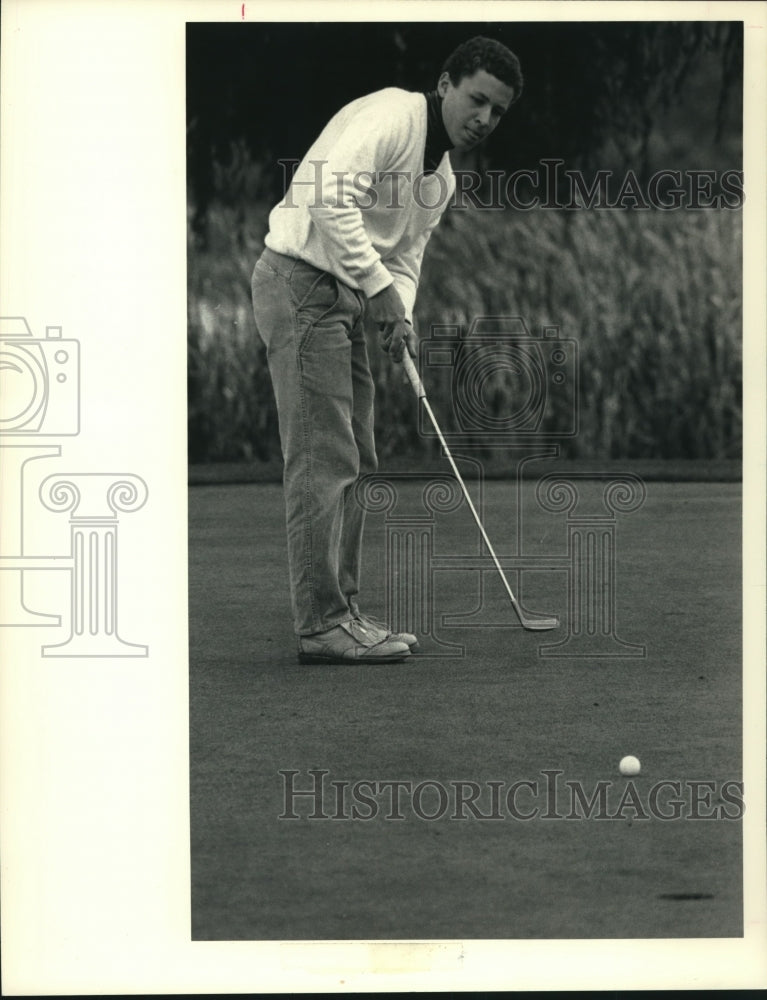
[{"xmin": 442, "ymin": 36, "xmax": 524, "ymax": 102}]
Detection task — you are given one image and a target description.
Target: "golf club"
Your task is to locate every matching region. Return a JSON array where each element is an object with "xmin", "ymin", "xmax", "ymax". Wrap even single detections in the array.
[{"xmin": 402, "ymin": 350, "xmax": 559, "ymax": 631}]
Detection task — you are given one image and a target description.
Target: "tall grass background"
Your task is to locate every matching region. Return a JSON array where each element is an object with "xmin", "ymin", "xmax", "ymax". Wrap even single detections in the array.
[{"xmin": 187, "ymin": 164, "xmax": 742, "ymax": 466}]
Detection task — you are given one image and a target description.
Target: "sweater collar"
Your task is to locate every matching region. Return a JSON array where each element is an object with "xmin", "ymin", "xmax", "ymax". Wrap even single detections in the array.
[{"xmin": 423, "ymin": 90, "xmax": 453, "ymax": 173}]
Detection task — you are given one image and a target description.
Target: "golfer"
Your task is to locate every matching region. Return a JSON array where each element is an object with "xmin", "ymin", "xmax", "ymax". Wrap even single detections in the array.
[{"xmin": 251, "ymin": 36, "xmax": 523, "ymax": 664}]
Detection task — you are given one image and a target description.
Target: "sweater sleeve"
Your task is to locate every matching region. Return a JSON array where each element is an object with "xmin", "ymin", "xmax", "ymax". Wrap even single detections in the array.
[
  {"xmin": 307, "ymin": 109, "xmax": 404, "ymax": 300},
  {"xmin": 386, "ymin": 211, "xmax": 444, "ymax": 324}
]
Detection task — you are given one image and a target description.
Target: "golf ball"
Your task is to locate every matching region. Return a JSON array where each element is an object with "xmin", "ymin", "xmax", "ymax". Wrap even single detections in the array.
[{"xmin": 619, "ymin": 755, "xmax": 641, "ymax": 776}]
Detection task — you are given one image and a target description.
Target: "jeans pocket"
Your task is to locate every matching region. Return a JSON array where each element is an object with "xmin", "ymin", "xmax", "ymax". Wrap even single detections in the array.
[
  {"xmin": 254, "ymin": 256, "xmax": 280, "ymax": 277},
  {"xmin": 251, "ymin": 260, "xmax": 291, "ymax": 352},
  {"xmin": 290, "ymin": 265, "xmax": 341, "ymax": 351}
]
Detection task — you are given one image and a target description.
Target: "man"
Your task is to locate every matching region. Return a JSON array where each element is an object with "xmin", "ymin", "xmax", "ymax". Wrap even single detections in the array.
[{"xmin": 251, "ymin": 36, "xmax": 522, "ymax": 664}]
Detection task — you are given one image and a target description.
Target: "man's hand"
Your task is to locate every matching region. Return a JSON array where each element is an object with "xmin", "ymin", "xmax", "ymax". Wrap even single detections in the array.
[
  {"xmin": 368, "ymin": 284, "xmax": 411, "ymax": 362},
  {"xmin": 401, "ymin": 321, "xmax": 418, "ymax": 363}
]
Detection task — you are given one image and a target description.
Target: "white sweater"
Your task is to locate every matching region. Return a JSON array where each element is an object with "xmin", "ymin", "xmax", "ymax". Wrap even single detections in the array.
[{"xmin": 264, "ymin": 88, "xmax": 455, "ymax": 322}]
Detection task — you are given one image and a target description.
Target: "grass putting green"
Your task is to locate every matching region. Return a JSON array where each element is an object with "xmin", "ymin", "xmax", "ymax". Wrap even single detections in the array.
[{"xmin": 189, "ymin": 475, "xmax": 742, "ymax": 940}]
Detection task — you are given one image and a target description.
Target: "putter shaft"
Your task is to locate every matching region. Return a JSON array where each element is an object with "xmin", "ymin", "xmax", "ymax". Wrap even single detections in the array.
[{"xmin": 402, "ymin": 352, "xmax": 558, "ymax": 632}]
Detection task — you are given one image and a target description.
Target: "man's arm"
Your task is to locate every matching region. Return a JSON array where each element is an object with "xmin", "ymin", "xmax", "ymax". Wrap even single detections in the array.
[
  {"xmin": 381, "ymin": 210, "xmax": 445, "ymax": 361},
  {"xmin": 306, "ymin": 107, "xmax": 417, "ymax": 361},
  {"xmin": 306, "ymin": 111, "xmax": 400, "ymax": 301},
  {"xmin": 385, "ymin": 213, "xmax": 443, "ymax": 325},
  {"xmin": 303, "ymin": 98, "xmax": 448, "ymax": 363}
]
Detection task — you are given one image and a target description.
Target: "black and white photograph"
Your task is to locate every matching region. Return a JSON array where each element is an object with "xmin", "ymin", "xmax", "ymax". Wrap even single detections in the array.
[
  {"xmin": 188, "ymin": 17, "xmax": 747, "ymax": 939},
  {"xmin": 2, "ymin": 0, "xmax": 766, "ymax": 994}
]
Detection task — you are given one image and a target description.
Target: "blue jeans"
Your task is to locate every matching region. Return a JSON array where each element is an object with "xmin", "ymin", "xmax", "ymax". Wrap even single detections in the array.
[{"xmin": 251, "ymin": 248, "xmax": 378, "ymax": 635}]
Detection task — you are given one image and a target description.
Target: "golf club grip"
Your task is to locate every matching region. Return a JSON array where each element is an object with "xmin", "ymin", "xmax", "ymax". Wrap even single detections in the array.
[{"xmin": 403, "ymin": 351, "xmax": 426, "ymax": 398}]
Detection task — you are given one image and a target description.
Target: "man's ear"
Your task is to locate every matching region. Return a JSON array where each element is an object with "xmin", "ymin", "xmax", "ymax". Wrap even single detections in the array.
[{"xmin": 437, "ymin": 71, "xmax": 451, "ymax": 97}]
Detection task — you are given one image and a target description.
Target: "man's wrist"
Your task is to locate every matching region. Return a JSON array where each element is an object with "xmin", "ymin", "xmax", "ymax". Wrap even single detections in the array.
[{"xmin": 360, "ymin": 265, "xmax": 394, "ymax": 300}]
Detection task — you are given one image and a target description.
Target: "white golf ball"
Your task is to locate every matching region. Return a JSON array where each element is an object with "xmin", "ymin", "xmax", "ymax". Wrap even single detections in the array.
[{"xmin": 619, "ymin": 755, "xmax": 641, "ymax": 776}]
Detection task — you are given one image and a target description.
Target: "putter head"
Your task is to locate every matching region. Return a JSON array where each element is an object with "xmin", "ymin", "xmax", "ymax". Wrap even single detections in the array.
[{"xmin": 522, "ymin": 616, "xmax": 559, "ymax": 631}]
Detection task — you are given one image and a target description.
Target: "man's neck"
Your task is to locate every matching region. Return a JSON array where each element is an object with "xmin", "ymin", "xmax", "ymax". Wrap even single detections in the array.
[{"xmin": 423, "ymin": 90, "xmax": 453, "ymax": 174}]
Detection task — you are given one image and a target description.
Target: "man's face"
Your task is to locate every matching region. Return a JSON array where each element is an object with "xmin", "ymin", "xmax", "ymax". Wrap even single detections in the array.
[{"xmin": 437, "ymin": 68, "xmax": 515, "ymax": 151}]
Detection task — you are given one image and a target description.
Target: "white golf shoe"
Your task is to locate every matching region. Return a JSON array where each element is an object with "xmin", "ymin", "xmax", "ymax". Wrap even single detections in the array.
[
  {"xmin": 354, "ymin": 614, "xmax": 420, "ymax": 653},
  {"xmin": 297, "ymin": 618, "xmax": 411, "ymax": 665}
]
